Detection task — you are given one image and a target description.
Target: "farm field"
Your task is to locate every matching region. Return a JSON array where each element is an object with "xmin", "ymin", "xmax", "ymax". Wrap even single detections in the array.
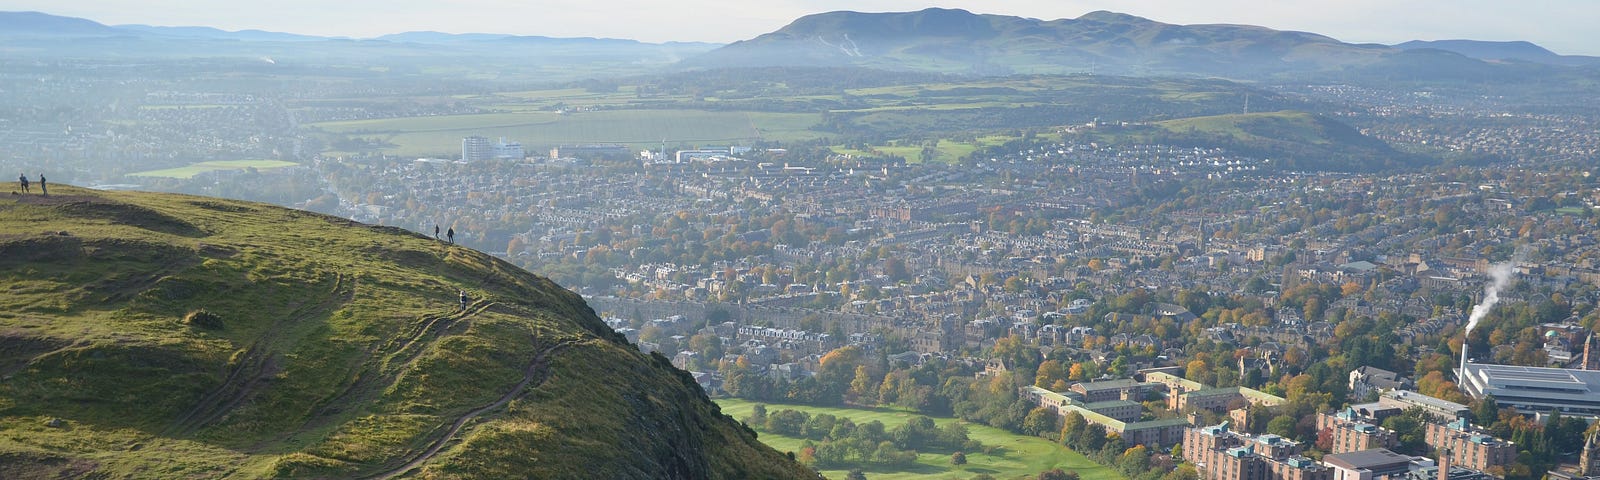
[
  {"xmin": 309, "ymin": 109, "xmax": 824, "ymax": 156},
  {"xmin": 716, "ymin": 398, "xmax": 1121, "ymax": 480},
  {"xmin": 833, "ymin": 135, "xmax": 1019, "ymax": 164},
  {"xmin": 128, "ymin": 160, "xmax": 300, "ymax": 179}
]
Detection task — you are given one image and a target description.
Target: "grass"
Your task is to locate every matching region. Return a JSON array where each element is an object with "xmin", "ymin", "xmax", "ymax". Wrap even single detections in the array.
[
  {"xmin": 832, "ymin": 135, "xmax": 1017, "ymax": 164},
  {"xmin": 716, "ymin": 398, "xmax": 1122, "ymax": 480},
  {"xmin": 1155, "ymin": 111, "xmax": 1325, "ymax": 144},
  {"xmin": 311, "ymin": 109, "xmax": 825, "ymax": 156},
  {"xmin": 0, "ymin": 186, "xmax": 811, "ymax": 479},
  {"xmin": 128, "ymin": 160, "xmax": 301, "ymax": 179}
]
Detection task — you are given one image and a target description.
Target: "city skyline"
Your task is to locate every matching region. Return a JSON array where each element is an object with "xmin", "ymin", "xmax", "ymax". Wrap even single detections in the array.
[{"xmin": 3, "ymin": 0, "xmax": 1597, "ymax": 56}]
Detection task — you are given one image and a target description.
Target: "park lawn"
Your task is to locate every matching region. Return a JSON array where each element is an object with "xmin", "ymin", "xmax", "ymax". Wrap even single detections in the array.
[
  {"xmin": 128, "ymin": 160, "xmax": 300, "ymax": 179},
  {"xmin": 716, "ymin": 398, "xmax": 1122, "ymax": 480},
  {"xmin": 312, "ymin": 109, "xmax": 824, "ymax": 157}
]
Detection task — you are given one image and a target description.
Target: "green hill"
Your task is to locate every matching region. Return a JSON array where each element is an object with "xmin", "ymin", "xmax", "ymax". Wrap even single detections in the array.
[
  {"xmin": 687, "ymin": 8, "xmax": 1396, "ymax": 78},
  {"xmin": 1079, "ymin": 110, "xmax": 1412, "ymax": 172},
  {"xmin": 0, "ymin": 186, "xmax": 811, "ymax": 479}
]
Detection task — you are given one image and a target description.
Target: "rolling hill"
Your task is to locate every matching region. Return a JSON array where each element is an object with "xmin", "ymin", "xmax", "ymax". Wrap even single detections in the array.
[
  {"xmin": 0, "ymin": 186, "xmax": 812, "ymax": 479},
  {"xmin": 1080, "ymin": 111, "xmax": 1412, "ymax": 172},
  {"xmin": 683, "ymin": 7, "xmax": 1594, "ymax": 81}
]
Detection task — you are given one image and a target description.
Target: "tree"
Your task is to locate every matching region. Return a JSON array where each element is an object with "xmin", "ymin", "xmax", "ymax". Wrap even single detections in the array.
[
  {"xmin": 849, "ymin": 365, "xmax": 877, "ymax": 403},
  {"xmin": 746, "ymin": 404, "xmax": 768, "ymax": 426},
  {"xmin": 1023, "ymin": 406, "xmax": 1059, "ymax": 438},
  {"xmin": 1267, "ymin": 415, "xmax": 1297, "ymax": 439},
  {"xmin": 1038, "ymin": 468, "xmax": 1079, "ymax": 480},
  {"xmin": 1472, "ymin": 395, "xmax": 1500, "ymax": 426},
  {"xmin": 950, "ymin": 451, "xmax": 967, "ymax": 465}
]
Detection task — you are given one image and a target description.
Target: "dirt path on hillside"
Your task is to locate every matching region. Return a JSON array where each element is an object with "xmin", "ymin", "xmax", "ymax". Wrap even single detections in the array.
[
  {"xmin": 361, "ymin": 337, "xmax": 580, "ymax": 480},
  {"xmin": 165, "ymin": 273, "xmax": 353, "ymax": 437}
]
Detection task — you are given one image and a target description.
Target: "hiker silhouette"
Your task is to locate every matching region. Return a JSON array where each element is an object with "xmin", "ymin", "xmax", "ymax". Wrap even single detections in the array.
[
  {"xmin": 18, "ymin": 174, "xmax": 28, "ymax": 194},
  {"xmin": 446, "ymin": 228, "xmax": 455, "ymax": 244}
]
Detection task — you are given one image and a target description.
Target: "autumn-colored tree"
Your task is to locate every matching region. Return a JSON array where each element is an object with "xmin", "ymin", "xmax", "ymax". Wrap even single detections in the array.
[
  {"xmin": 849, "ymin": 365, "xmax": 877, "ymax": 404},
  {"xmin": 1036, "ymin": 360, "xmax": 1067, "ymax": 388}
]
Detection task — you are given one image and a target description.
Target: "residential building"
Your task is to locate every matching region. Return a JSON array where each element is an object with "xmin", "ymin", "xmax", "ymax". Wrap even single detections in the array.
[
  {"xmin": 1424, "ymin": 418, "xmax": 1516, "ymax": 472},
  {"xmin": 461, "ymin": 135, "xmax": 493, "ymax": 162},
  {"xmin": 1349, "ymin": 366, "xmax": 1410, "ymax": 400},
  {"xmin": 1184, "ymin": 422, "xmax": 1331, "ymax": 480},
  {"xmin": 1317, "ymin": 408, "xmax": 1399, "ymax": 454}
]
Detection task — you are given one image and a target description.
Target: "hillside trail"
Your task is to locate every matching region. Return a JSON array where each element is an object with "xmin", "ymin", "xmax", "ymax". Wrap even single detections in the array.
[
  {"xmin": 249, "ymin": 298, "xmax": 497, "ymax": 450},
  {"xmin": 165, "ymin": 273, "xmax": 353, "ymax": 437},
  {"xmin": 361, "ymin": 336, "xmax": 581, "ymax": 480}
]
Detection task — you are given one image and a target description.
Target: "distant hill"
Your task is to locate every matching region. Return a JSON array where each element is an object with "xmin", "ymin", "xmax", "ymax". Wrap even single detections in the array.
[
  {"xmin": 0, "ymin": 11, "xmax": 718, "ymax": 75},
  {"xmin": 114, "ymin": 24, "xmax": 328, "ymax": 42},
  {"xmin": 0, "ymin": 187, "xmax": 812, "ymax": 479},
  {"xmin": 686, "ymin": 8, "xmax": 1401, "ymax": 77},
  {"xmin": 0, "ymin": 11, "xmax": 120, "ymax": 36},
  {"xmin": 1394, "ymin": 39, "xmax": 1600, "ymax": 66},
  {"xmin": 683, "ymin": 8, "xmax": 1600, "ymax": 81}
]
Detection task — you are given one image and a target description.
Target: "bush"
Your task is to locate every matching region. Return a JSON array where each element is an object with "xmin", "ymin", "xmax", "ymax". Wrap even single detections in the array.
[{"xmin": 183, "ymin": 309, "xmax": 224, "ymax": 329}]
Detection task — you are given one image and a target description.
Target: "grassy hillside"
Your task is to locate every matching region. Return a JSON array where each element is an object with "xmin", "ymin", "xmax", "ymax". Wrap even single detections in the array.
[
  {"xmin": 0, "ymin": 186, "xmax": 811, "ymax": 479},
  {"xmin": 1078, "ymin": 110, "xmax": 1411, "ymax": 172},
  {"xmin": 717, "ymin": 399, "xmax": 1121, "ymax": 480}
]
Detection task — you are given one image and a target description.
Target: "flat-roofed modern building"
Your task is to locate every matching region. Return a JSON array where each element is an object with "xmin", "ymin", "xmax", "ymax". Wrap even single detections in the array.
[
  {"xmin": 1378, "ymin": 390, "xmax": 1469, "ymax": 422},
  {"xmin": 1321, "ymin": 448, "xmax": 1412, "ymax": 480},
  {"xmin": 1458, "ymin": 363, "xmax": 1600, "ymax": 419}
]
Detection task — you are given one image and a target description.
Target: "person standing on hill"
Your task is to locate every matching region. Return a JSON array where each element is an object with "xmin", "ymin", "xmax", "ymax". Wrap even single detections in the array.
[
  {"xmin": 18, "ymin": 173, "xmax": 28, "ymax": 193},
  {"xmin": 459, "ymin": 290, "xmax": 469, "ymax": 311},
  {"xmin": 37, "ymin": 174, "xmax": 45, "ymax": 196},
  {"xmin": 446, "ymin": 227, "xmax": 455, "ymax": 245},
  {"xmin": 434, "ymin": 224, "xmax": 440, "ymax": 240}
]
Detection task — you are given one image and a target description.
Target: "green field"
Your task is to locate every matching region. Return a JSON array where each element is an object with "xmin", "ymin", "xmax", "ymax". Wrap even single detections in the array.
[
  {"xmin": 129, "ymin": 160, "xmax": 300, "ymax": 179},
  {"xmin": 833, "ymin": 135, "xmax": 1018, "ymax": 164},
  {"xmin": 716, "ymin": 398, "xmax": 1121, "ymax": 480},
  {"xmin": 310, "ymin": 109, "xmax": 825, "ymax": 156},
  {"xmin": 1155, "ymin": 111, "xmax": 1325, "ymax": 144}
]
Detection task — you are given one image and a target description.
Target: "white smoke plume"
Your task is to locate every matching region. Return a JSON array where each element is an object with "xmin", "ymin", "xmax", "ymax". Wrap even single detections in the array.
[{"xmin": 1465, "ymin": 261, "xmax": 1516, "ymax": 335}]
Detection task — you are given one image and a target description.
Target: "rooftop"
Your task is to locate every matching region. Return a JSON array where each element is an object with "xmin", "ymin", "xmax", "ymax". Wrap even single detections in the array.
[
  {"xmin": 1074, "ymin": 378, "xmax": 1146, "ymax": 391},
  {"xmin": 1322, "ymin": 448, "xmax": 1412, "ymax": 471},
  {"xmin": 1465, "ymin": 363, "xmax": 1600, "ymax": 394}
]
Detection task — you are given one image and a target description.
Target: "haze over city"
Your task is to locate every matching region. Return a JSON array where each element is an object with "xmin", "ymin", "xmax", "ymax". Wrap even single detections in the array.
[
  {"xmin": 6, "ymin": 2, "xmax": 1600, "ymax": 479},
  {"xmin": 5, "ymin": 0, "xmax": 1598, "ymax": 55}
]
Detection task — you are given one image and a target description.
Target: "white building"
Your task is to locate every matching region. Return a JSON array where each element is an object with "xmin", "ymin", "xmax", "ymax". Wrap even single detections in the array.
[
  {"xmin": 461, "ymin": 135, "xmax": 493, "ymax": 162},
  {"xmin": 493, "ymin": 137, "xmax": 524, "ymax": 159}
]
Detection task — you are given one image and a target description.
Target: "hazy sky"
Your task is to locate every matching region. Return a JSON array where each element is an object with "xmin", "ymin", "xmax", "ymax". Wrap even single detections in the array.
[{"xmin": 6, "ymin": 0, "xmax": 1596, "ymax": 55}]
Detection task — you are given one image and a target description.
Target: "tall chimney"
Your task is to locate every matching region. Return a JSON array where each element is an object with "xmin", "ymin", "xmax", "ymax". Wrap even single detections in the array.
[{"xmin": 1459, "ymin": 342, "xmax": 1468, "ymax": 382}]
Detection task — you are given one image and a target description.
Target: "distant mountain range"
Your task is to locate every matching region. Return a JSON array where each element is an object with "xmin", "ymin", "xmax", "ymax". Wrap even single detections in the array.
[
  {"xmin": 685, "ymin": 8, "xmax": 1599, "ymax": 77},
  {"xmin": 2, "ymin": 9, "xmax": 1595, "ymax": 80},
  {"xmin": 0, "ymin": 11, "xmax": 715, "ymax": 47}
]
